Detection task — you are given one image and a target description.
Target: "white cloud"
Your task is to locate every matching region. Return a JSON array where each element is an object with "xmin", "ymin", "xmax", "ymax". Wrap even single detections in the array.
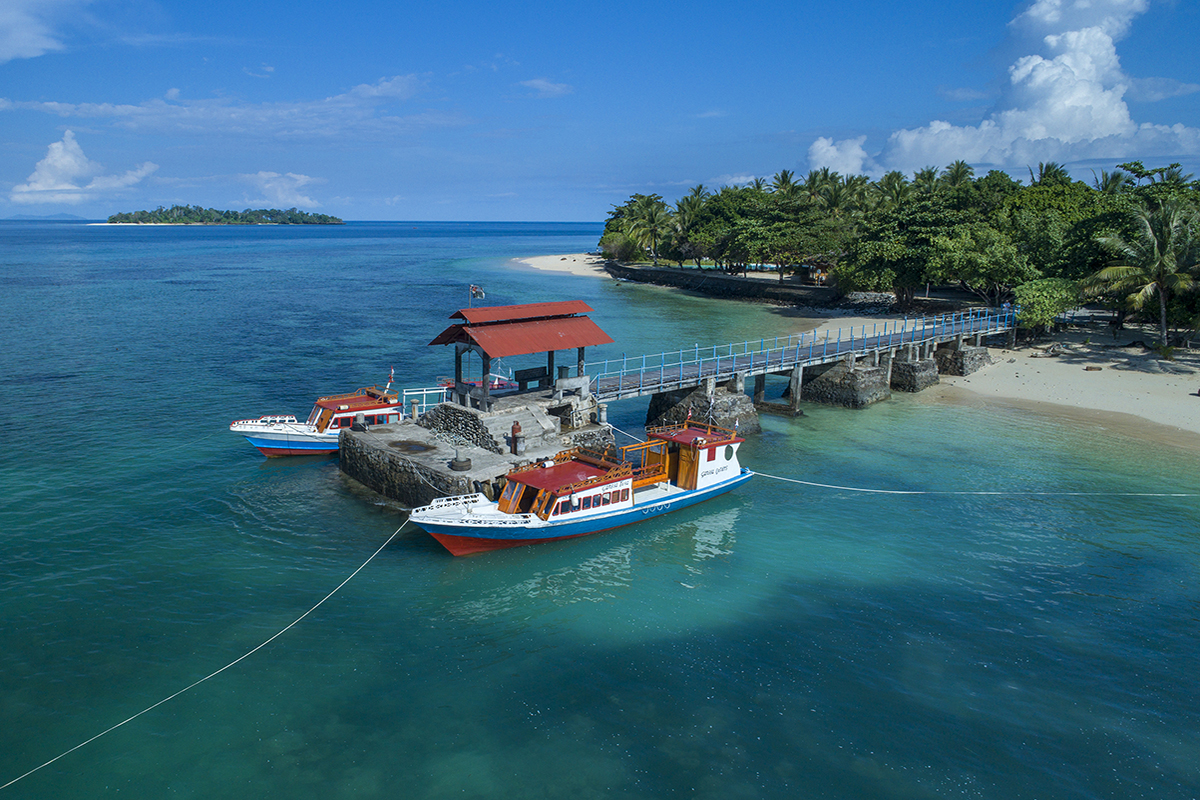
[
  {"xmin": 242, "ymin": 171, "xmax": 321, "ymax": 208},
  {"xmin": 807, "ymin": 0, "xmax": 1200, "ymax": 176},
  {"xmin": 11, "ymin": 130, "xmax": 157, "ymax": 204},
  {"xmin": 807, "ymin": 136, "xmax": 873, "ymax": 175},
  {"xmin": 518, "ymin": 78, "xmax": 573, "ymax": 98},
  {"xmin": 0, "ymin": 0, "xmax": 89, "ymax": 64},
  {"xmin": 2, "ymin": 75, "xmax": 452, "ymax": 141}
]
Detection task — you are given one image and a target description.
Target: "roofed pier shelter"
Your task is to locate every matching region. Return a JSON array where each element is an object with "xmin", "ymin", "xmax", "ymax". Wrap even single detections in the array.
[{"xmin": 429, "ymin": 301, "xmax": 614, "ymax": 411}]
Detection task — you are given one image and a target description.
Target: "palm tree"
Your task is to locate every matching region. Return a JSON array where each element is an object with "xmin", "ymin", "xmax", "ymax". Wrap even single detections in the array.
[
  {"xmin": 1087, "ymin": 199, "xmax": 1200, "ymax": 345},
  {"xmin": 913, "ymin": 166, "xmax": 941, "ymax": 195},
  {"xmin": 1091, "ymin": 169, "xmax": 1130, "ymax": 194},
  {"xmin": 941, "ymin": 159, "xmax": 975, "ymax": 188},
  {"xmin": 1030, "ymin": 162, "xmax": 1071, "ymax": 185},
  {"xmin": 770, "ymin": 169, "xmax": 799, "ymax": 199},
  {"xmin": 872, "ymin": 171, "xmax": 912, "ymax": 211},
  {"xmin": 624, "ymin": 197, "xmax": 674, "ymax": 265},
  {"xmin": 673, "ymin": 194, "xmax": 706, "ymax": 267},
  {"xmin": 686, "ymin": 184, "xmax": 711, "ymax": 202}
]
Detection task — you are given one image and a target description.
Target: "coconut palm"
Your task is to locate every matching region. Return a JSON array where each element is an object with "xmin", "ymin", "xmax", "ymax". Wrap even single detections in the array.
[
  {"xmin": 770, "ymin": 169, "xmax": 799, "ymax": 199},
  {"xmin": 624, "ymin": 196, "xmax": 674, "ymax": 265},
  {"xmin": 1030, "ymin": 162, "xmax": 1071, "ymax": 185},
  {"xmin": 871, "ymin": 171, "xmax": 912, "ymax": 212},
  {"xmin": 1087, "ymin": 199, "xmax": 1200, "ymax": 345},
  {"xmin": 1091, "ymin": 169, "xmax": 1130, "ymax": 194},
  {"xmin": 913, "ymin": 166, "xmax": 941, "ymax": 195},
  {"xmin": 941, "ymin": 160, "xmax": 975, "ymax": 188}
]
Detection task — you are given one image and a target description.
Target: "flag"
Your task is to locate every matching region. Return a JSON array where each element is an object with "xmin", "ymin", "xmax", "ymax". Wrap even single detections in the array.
[{"xmin": 470, "ymin": 284, "xmax": 485, "ymax": 299}]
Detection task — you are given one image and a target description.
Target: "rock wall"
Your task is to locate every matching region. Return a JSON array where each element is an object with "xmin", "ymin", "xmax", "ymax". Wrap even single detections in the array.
[
  {"xmin": 340, "ymin": 434, "xmax": 473, "ymax": 508},
  {"xmin": 645, "ymin": 385, "xmax": 762, "ymax": 434},
  {"xmin": 934, "ymin": 345, "xmax": 991, "ymax": 376},
  {"xmin": 890, "ymin": 358, "xmax": 940, "ymax": 392},
  {"xmin": 800, "ymin": 363, "xmax": 891, "ymax": 408},
  {"xmin": 420, "ymin": 402, "xmax": 502, "ymax": 453}
]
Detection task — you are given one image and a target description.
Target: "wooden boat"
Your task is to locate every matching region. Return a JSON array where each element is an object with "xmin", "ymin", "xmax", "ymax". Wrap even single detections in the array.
[{"xmin": 409, "ymin": 421, "xmax": 752, "ymax": 555}]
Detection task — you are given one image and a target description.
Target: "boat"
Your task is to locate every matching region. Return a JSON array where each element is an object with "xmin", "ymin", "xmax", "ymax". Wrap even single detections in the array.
[
  {"xmin": 230, "ymin": 385, "xmax": 404, "ymax": 457},
  {"xmin": 409, "ymin": 421, "xmax": 752, "ymax": 555}
]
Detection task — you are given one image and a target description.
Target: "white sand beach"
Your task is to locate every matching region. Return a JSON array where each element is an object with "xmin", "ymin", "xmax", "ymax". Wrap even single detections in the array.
[
  {"xmin": 812, "ymin": 314, "xmax": 1200, "ymax": 446},
  {"xmin": 514, "ymin": 253, "xmax": 610, "ymax": 277}
]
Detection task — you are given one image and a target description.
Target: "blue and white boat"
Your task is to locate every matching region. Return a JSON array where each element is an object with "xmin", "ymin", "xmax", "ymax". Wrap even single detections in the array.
[{"xmin": 409, "ymin": 421, "xmax": 752, "ymax": 555}]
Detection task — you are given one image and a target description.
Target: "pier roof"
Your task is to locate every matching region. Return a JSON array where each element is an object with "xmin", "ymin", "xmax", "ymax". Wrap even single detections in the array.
[{"xmin": 429, "ymin": 301, "xmax": 613, "ymax": 358}]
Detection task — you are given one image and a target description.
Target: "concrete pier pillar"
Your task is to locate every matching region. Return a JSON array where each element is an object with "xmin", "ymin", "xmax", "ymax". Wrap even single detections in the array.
[
  {"xmin": 753, "ymin": 374, "xmax": 766, "ymax": 404},
  {"xmin": 788, "ymin": 365, "xmax": 803, "ymax": 413}
]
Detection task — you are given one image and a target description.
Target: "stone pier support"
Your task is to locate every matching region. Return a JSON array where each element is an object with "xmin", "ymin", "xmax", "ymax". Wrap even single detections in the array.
[
  {"xmin": 800, "ymin": 363, "xmax": 890, "ymax": 409},
  {"xmin": 647, "ymin": 384, "xmax": 761, "ymax": 434}
]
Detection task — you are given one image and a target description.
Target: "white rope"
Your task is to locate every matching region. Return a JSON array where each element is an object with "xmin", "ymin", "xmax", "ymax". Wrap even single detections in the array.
[
  {"xmin": 751, "ymin": 470, "xmax": 1199, "ymax": 497},
  {"xmin": 607, "ymin": 423, "xmax": 645, "ymax": 443},
  {"xmin": 0, "ymin": 521, "xmax": 411, "ymax": 792}
]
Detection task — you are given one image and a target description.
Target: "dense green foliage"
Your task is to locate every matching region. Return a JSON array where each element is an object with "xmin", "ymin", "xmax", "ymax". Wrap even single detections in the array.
[
  {"xmin": 601, "ymin": 162, "xmax": 1200, "ymax": 341},
  {"xmin": 108, "ymin": 205, "xmax": 344, "ymax": 224}
]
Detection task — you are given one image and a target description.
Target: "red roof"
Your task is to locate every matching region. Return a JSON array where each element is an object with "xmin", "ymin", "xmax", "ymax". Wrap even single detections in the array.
[
  {"xmin": 429, "ymin": 301, "xmax": 614, "ymax": 358},
  {"xmin": 509, "ymin": 460, "xmax": 609, "ymax": 491},
  {"xmin": 451, "ymin": 301, "xmax": 593, "ymax": 325},
  {"xmin": 649, "ymin": 424, "xmax": 743, "ymax": 447}
]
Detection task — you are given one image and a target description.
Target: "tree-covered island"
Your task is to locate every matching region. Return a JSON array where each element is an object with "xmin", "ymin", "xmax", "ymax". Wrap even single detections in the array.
[
  {"xmin": 601, "ymin": 161, "xmax": 1200, "ymax": 346},
  {"xmin": 107, "ymin": 205, "xmax": 343, "ymax": 225}
]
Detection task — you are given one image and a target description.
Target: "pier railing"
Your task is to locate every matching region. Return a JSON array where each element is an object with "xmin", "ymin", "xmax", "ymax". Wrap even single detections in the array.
[
  {"xmin": 402, "ymin": 386, "xmax": 451, "ymax": 416},
  {"xmin": 585, "ymin": 308, "xmax": 1017, "ymax": 401}
]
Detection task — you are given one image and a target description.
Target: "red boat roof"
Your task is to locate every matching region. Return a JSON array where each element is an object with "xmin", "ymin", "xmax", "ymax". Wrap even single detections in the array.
[
  {"xmin": 314, "ymin": 387, "xmax": 399, "ymax": 412},
  {"xmin": 508, "ymin": 460, "xmax": 609, "ymax": 492},
  {"xmin": 648, "ymin": 423, "xmax": 743, "ymax": 447}
]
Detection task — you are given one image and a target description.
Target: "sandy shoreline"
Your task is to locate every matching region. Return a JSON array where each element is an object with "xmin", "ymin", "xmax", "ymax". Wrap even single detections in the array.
[
  {"xmin": 513, "ymin": 253, "xmax": 610, "ymax": 277},
  {"xmin": 518, "ymin": 253, "xmax": 1200, "ymax": 447}
]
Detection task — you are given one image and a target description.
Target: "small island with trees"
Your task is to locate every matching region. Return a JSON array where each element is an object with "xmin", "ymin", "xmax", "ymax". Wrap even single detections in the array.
[{"xmin": 107, "ymin": 205, "xmax": 343, "ymax": 225}]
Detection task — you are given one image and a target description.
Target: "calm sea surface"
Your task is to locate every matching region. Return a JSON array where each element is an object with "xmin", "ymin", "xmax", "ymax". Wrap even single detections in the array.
[{"xmin": 2, "ymin": 221, "xmax": 1198, "ymax": 799}]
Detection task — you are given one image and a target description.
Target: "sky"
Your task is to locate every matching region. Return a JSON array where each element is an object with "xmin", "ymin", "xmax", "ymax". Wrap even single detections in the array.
[{"xmin": 1, "ymin": 0, "xmax": 1198, "ymax": 221}]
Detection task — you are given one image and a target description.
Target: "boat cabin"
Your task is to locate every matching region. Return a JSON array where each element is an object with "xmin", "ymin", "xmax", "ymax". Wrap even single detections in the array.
[
  {"xmin": 496, "ymin": 422, "xmax": 744, "ymax": 521},
  {"xmin": 305, "ymin": 386, "xmax": 402, "ymax": 433}
]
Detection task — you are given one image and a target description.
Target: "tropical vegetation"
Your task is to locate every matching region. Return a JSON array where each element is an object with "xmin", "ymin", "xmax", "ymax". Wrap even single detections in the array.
[
  {"xmin": 107, "ymin": 205, "xmax": 344, "ymax": 225},
  {"xmin": 600, "ymin": 161, "xmax": 1200, "ymax": 344}
]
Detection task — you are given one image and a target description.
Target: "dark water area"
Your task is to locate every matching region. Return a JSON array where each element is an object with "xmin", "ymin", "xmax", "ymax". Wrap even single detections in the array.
[{"xmin": 1, "ymin": 221, "xmax": 1198, "ymax": 799}]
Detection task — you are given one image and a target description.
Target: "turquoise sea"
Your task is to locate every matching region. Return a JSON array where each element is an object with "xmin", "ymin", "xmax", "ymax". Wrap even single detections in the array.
[{"xmin": 2, "ymin": 220, "xmax": 1199, "ymax": 799}]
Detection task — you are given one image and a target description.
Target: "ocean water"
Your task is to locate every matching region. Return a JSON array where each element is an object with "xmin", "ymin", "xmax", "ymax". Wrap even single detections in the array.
[{"xmin": 2, "ymin": 221, "xmax": 1199, "ymax": 799}]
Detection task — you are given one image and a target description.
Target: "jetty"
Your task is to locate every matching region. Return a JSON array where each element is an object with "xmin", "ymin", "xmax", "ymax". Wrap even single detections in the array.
[{"xmin": 339, "ymin": 303, "xmax": 1017, "ymax": 509}]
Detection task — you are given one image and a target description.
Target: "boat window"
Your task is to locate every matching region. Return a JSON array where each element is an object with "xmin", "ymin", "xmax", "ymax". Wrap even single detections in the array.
[
  {"xmin": 725, "ymin": 445, "xmax": 734, "ymax": 461},
  {"xmin": 501, "ymin": 482, "xmax": 520, "ymax": 502},
  {"xmin": 558, "ymin": 500, "xmax": 570, "ymax": 515},
  {"xmin": 601, "ymin": 492, "xmax": 610, "ymax": 506},
  {"xmin": 582, "ymin": 496, "xmax": 592, "ymax": 510},
  {"xmin": 621, "ymin": 488, "xmax": 630, "ymax": 502}
]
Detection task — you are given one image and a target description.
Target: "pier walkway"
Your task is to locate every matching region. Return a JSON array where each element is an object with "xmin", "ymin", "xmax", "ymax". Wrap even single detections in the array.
[{"xmin": 583, "ymin": 308, "xmax": 1017, "ymax": 403}]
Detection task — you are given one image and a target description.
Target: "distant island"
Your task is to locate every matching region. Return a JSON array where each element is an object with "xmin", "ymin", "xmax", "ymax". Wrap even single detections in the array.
[{"xmin": 106, "ymin": 205, "xmax": 343, "ymax": 225}]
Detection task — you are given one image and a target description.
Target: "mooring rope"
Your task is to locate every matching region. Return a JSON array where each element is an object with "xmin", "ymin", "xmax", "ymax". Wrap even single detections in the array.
[
  {"xmin": 0, "ymin": 520, "xmax": 411, "ymax": 792},
  {"xmin": 607, "ymin": 423, "xmax": 646, "ymax": 443},
  {"xmin": 751, "ymin": 470, "xmax": 1200, "ymax": 497}
]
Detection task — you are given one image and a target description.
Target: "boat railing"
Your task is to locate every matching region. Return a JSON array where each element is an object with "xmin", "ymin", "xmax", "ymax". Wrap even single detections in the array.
[
  {"xmin": 230, "ymin": 414, "xmax": 299, "ymax": 427},
  {"xmin": 421, "ymin": 492, "xmax": 487, "ymax": 510}
]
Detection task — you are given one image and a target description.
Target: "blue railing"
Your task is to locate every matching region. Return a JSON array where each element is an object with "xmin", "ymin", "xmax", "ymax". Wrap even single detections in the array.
[{"xmin": 585, "ymin": 308, "xmax": 1017, "ymax": 399}]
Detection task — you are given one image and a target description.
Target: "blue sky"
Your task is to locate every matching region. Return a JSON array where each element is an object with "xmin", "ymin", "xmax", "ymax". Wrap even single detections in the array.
[{"xmin": 2, "ymin": 0, "xmax": 1198, "ymax": 221}]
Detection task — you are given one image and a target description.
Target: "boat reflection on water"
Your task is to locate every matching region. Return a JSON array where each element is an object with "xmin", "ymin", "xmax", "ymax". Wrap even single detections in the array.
[{"xmin": 429, "ymin": 505, "xmax": 743, "ymax": 624}]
